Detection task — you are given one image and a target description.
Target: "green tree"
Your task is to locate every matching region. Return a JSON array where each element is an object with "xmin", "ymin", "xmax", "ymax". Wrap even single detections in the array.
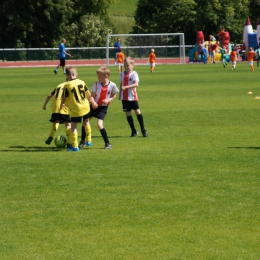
[
  {"xmin": 248, "ymin": 0, "xmax": 260, "ymax": 27},
  {"xmin": 65, "ymin": 14, "xmax": 113, "ymax": 47},
  {"xmin": 0, "ymin": 0, "xmax": 72, "ymax": 48},
  {"xmin": 0, "ymin": 0, "xmax": 116, "ymax": 48},
  {"xmin": 69, "ymin": 0, "xmax": 116, "ymax": 24},
  {"xmin": 132, "ymin": 0, "xmax": 250, "ymax": 44}
]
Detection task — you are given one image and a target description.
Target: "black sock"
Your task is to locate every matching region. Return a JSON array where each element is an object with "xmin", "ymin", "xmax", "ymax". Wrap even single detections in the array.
[
  {"xmin": 81, "ymin": 125, "xmax": 86, "ymax": 141},
  {"xmin": 127, "ymin": 115, "xmax": 136, "ymax": 132},
  {"xmin": 137, "ymin": 114, "xmax": 145, "ymax": 131},
  {"xmin": 100, "ymin": 128, "xmax": 109, "ymax": 144}
]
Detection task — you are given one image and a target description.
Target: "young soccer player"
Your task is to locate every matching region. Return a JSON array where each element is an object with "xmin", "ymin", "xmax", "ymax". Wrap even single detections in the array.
[
  {"xmin": 60, "ymin": 66, "xmax": 91, "ymax": 151},
  {"xmin": 247, "ymin": 47, "xmax": 256, "ymax": 71},
  {"xmin": 219, "ymin": 46, "xmax": 228, "ymax": 68},
  {"xmin": 87, "ymin": 66, "xmax": 119, "ymax": 149},
  {"xmin": 116, "ymin": 49, "xmax": 124, "ymax": 73},
  {"xmin": 148, "ymin": 48, "xmax": 156, "ymax": 72},
  {"xmin": 43, "ymin": 79, "xmax": 71, "ymax": 146},
  {"xmin": 119, "ymin": 56, "xmax": 148, "ymax": 137},
  {"xmin": 230, "ymin": 46, "xmax": 237, "ymax": 70}
]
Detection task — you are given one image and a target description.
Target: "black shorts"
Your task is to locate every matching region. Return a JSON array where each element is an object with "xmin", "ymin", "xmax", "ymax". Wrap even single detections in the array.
[
  {"xmin": 71, "ymin": 112, "xmax": 90, "ymax": 123},
  {"xmin": 60, "ymin": 58, "xmax": 66, "ymax": 67},
  {"xmin": 49, "ymin": 113, "xmax": 70, "ymax": 124},
  {"xmin": 122, "ymin": 100, "xmax": 139, "ymax": 112},
  {"xmin": 90, "ymin": 106, "xmax": 108, "ymax": 120}
]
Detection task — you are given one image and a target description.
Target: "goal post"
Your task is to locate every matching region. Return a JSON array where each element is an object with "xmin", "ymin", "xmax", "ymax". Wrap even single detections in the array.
[{"xmin": 106, "ymin": 33, "xmax": 185, "ymax": 66}]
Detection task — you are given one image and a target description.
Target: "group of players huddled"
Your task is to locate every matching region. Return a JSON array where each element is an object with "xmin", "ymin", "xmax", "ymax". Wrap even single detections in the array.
[{"xmin": 43, "ymin": 57, "xmax": 148, "ymax": 151}]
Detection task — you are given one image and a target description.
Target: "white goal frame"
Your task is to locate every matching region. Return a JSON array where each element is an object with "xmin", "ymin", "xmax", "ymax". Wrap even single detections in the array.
[{"xmin": 106, "ymin": 33, "xmax": 185, "ymax": 66}]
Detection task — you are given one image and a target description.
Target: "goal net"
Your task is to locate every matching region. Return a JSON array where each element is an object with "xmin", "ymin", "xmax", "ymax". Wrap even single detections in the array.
[{"xmin": 106, "ymin": 33, "xmax": 185, "ymax": 66}]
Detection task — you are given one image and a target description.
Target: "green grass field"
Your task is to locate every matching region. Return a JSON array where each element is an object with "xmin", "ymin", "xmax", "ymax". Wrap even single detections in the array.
[{"xmin": 1, "ymin": 62, "xmax": 260, "ymax": 259}]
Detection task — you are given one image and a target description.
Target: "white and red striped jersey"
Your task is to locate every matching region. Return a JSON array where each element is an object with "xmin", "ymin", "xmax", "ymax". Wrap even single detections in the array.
[
  {"xmin": 91, "ymin": 81, "xmax": 119, "ymax": 106},
  {"xmin": 119, "ymin": 71, "xmax": 139, "ymax": 101}
]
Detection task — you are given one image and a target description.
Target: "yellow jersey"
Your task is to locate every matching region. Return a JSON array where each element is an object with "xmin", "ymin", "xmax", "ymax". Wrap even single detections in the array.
[
  {"xmin": 64, "ymin": 79, "xmax": 90, "ymax": 117},
  {"xmin": 51, "ymin": 82, "xmax": 69, "ymax": 114}
]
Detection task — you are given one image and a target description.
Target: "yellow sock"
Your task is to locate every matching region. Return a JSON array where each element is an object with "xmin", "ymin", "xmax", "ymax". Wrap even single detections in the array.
[
  {"xmin": 49, "ymin": 122, "xmax": 59, "ymax": 137},
  {"xmin": 71, "ymin": 131, "xmax": 78, "ymax": 148},
  {"xmin": 85, "ymin": 125, "xmax": 92, "ymax": 142}
]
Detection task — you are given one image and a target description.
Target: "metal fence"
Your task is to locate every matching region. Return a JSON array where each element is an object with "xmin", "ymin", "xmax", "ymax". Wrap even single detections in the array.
[{"xmin": 0, "ymin": 46, "xmax": 193, "ymax": 62}]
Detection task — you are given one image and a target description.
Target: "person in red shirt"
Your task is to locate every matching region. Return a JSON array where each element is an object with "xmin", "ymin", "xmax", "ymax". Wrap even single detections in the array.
[{"xmin": 210, "ymin": 41, "xmax": 219, "ymax": 63}]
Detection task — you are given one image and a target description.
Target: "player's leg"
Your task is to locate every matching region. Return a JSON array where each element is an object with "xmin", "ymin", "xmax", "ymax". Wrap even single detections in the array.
[
  {"xmin": 134, "ymin": 109, "xmax": 148, "ymax": 137},
  {"xmin": 83, "ymin": 116, "xmax": 92, "ymax": 146},
  {"xmin": 98, "ymin": 119, "xmax": 111, "ymax": 149},
  {"xmin": 79, "ymin": 125, "xmax": 86, "ymax": 148},
  {"xmin": 45, "ymin": 120, "xmax": 59, "ymax": 144},
  {"xmin": 65, "ymin": 122, "xmax": 71, "ymax": 147},
  {"xmin": 54, "ymin": 59, "xmax": 62, "ymax": 74},
  {"xmin": 126, "ymin": 111, "xmax": 138, "ymax": 137},
  {"xmin": 67, "ymin": 120, "xmax": 79, "ymax": 151}
]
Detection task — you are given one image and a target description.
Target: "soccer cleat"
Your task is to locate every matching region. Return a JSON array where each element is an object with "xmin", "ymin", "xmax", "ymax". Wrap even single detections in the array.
[
  {"xmin": 131, "ymin": 131, "xmax": 138, "ymax": 137},
  {"xmin": 79, "ymin": 140, "xmax": 85, "ymax": 149},
  {"xmin": 67, "ymin": 146, "xmax": 79, "ymax": 152},
  {"xmin": 86, "ymin": 141, "xmax": 92, "ymax": 147},
  {"xmin": 142, "ymin": 130, "xmax": 148, "ymax": 137},
  {"xmin": 45, "ymin": 137, "xmax": 53, "ymax": 145},
  {"xmin": 54, "ymin": 70, "xmax": 57, "ymax": 74},
  {"xmin": 67, "ymin": 143, "xmax": 72, "ymax": 149},
  {"xmin": 104, "ymin": 143, "xmax": 112, "ymax": 149}
]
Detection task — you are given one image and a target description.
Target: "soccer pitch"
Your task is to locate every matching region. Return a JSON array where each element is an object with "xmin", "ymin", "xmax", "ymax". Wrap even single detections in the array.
[{"xmin": 1, "ymin": 63, "xmax": 260, "ymax": 259}]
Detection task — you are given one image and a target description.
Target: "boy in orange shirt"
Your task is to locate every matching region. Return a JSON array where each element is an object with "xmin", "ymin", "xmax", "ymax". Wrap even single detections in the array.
[
  {"xmin": 148, "ymin": 48, "xmax": 156, "ymax": 72},
  {"xmin": 230, "ymin": 46, "xmax": 237, "ymax": 71},
  {"xmin": 116, "ymin": 49, "xmax": 124, "ymax": 73},
  {"xmin": 247, "ymin": 47, "xmax": 256, "ymax": 71}
]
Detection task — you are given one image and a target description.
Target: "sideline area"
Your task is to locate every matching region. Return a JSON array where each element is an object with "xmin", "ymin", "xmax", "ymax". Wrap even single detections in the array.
[{"xmin": 0, "ymin": 58, "xmax": 187, "ymax": 68}]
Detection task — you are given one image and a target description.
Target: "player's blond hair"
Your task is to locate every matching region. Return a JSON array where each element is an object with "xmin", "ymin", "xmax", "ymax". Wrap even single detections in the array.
[
  {"xmin": 96, "ymin": 66, "xmax": 110, "ymax": 77},
  {"xmin": 151, "ymin": 48, "xmax": 155, "ymax": 52},
  {"xmin": 124, "ymin": 56, "xmax": 135, "ymax": 65},
  {"xmin": 66, "ymin": 66, "xmax": 77, "ymax": 77}
]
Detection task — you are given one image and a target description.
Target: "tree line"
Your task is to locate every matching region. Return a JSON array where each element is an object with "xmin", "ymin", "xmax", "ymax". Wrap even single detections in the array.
[{"xmin": 1, "ymin": 0, "xmax": 260, "ymax": 48}]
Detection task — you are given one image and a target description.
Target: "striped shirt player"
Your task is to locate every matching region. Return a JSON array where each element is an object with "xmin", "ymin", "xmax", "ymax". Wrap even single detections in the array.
[
  {"xmin": 85, "ymin": 66, "xmax": 119, "ymax": 149},
  {"xmin": 43, "ymin": 81, "xmax": 71, "ymax": 145},
  {"xmin": 61, "ymin": 66, "xmax": 91, "ymax": 151},
  {"xmin": 119, "ymin": 56, "xmax": 148, "ymax": 137}
]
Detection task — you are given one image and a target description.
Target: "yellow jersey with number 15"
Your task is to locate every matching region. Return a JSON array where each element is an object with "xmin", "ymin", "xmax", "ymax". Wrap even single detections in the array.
[{"xmin": 64, "ymin": 78, "xmax": 90, "ymax": 117}]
